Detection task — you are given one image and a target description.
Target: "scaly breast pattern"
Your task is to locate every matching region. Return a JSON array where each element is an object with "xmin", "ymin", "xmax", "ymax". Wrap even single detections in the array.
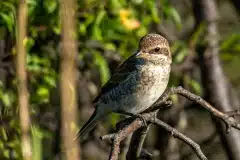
[{"xmin": 115, "ymin": 63, "xmax": 171, "ymax": 114}]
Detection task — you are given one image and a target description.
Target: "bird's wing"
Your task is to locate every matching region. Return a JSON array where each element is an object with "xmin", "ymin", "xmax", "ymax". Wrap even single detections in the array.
[{"xmin": 93, "ymin": 52, "xmax": 146, "ymax": 103}]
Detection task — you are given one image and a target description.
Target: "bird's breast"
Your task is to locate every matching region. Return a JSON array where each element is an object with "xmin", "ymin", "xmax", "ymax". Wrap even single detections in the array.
[{"xmin": 116, "ymin": 64, "xmax": 171, "ymax": 114}]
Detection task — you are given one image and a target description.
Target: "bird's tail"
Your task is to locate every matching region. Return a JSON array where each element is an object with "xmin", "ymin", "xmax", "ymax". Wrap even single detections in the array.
[{"xmin": 75, "ymin": 109, "xmax": 100, "ymax": 139}]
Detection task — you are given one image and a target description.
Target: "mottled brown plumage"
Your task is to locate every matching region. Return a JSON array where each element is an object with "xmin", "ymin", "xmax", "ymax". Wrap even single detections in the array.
[{"xmin": 139, "ymin": 34, "xmax": 170, "ymax": 53}]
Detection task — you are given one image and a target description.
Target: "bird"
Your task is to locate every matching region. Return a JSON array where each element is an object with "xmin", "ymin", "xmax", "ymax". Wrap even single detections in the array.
[{"xmin": 77, "ymin": 33, "xmax": 172, "ymax": 138}]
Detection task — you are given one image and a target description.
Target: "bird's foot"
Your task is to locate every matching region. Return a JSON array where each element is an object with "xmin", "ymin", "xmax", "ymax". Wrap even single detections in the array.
[
  {"xmin": 117, "ymin": 111, "xmax": 148, "ymax": 127},
  {"xmin": 134, "ymin": 114, "xmax": 148, "ymax": 127}
]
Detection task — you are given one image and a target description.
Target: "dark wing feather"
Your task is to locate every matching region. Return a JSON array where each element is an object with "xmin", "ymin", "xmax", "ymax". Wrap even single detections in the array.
[{"xmin": 93, "ymin": 52, "xmax": 146, "ymax": 103}]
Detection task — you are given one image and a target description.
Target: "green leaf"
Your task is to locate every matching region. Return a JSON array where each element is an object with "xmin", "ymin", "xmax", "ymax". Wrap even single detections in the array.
[
  {"xmin": 1, "ymin": 128, "xmax": 8, "ymax": 141},
  {"xmin": 79, "ymin": 24, "xmax": 86, "ymax": 34},
  {"xmin": 0, "ymin": 141, "xmax": 4, "ymax": 150},
  {"xmin": 189, "ymin": 79, "xmax": 202, "ymax": 95},
  {"xmin": 2, "ymin": 93, "xmax": 11, "ymax": 107},
  {"xmin": 37, "ymin": 86, "xmax": 49, "ymax": 98},
  {"xmin": 220, "ymin": 53, "xmax": 234, "ymax": 61},
  {"xmin": 3, "ymin": 150, "xmax": 9, "ymax": 158},
  {"xmin": 94, "ymin": 52, "xmax": 110, "ymax": 85},
  {"xmin": 189, "ymin": 23, "xmax": 205, "ymax": 46},
  {"xmin": 184, "ymin": 76, "xmax": 202, "ymax": 95},
  {"xmin": 53, "ymin": 20, "xmax": 61, "ymax": 35},
  {"xmin": 168, "ymin": 7, "xmax": 182, "ymax": 29},
  {"xmin": 6, "ymin": 141, "xmax": 18, "ymax": 148},
  {"xmin": 175, "ymin": 47, "xmax": 188, "ymax": 63},
  {"xmin": 109, "ymin": 113, "xmax": 121, "ymax": 127},
  {"xmin": 92, "ymin": 9, "xmax": 105, "ymax": 40},
  {"xmin": 104, "ymin": 43, "xmax": 116, "ymax": 51},
  {"xmin": 43, "ymin": 0, "xmax": 57, "ymax": 13},
  {"xmin": 0, "ymin": 13, "xmax": 14, "ymax": 32},
  {"xmin": 220, "ymin": 34, "xmax": 240, "ymax": 51},
  {"xmin": 170, "ymin": 94, "xmax": 178, "ymax": 104},
  {"xmin": 146, "ymin": 0, "xmax": 160, "ymax": 23},
  {"xmin": 27, "ymin": 0, "xmax": 38, "ymax": 15},
  {"xmin": 233, "ymin": 44, "xmax": 240, "ymax": 52},
  {"xmin": 25, "ymin": 37, "xmax": 35, "ymax": 52},
  {"xmin": 44, "ymin": 76, "xmax": 56, "ymax": 87},
  {"xmin": 32, "ymin": 126, "xmax": 43, "ymax": 160},
  {"xmin": 110, "ymin": 0, "xmax": 122, "ymax": 10}
]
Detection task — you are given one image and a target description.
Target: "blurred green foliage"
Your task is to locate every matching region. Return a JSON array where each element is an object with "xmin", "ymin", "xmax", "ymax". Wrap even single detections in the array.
[{"xmin": 0, "ymin": 0, "xmax": 239, "ymax": 159}]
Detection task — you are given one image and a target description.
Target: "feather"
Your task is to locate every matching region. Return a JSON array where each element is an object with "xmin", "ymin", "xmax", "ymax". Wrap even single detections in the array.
[
  {"xmin": 75, "ymin": 109, "xmax": 99, "ymax": 138},
  {"xmin": 93, "ymin": 52, "xmax": 146, "ymax": 103}
]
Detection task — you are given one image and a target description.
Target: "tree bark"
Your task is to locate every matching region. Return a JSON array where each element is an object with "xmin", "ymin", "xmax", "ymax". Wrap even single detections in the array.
[
  {"xmin": 17, "ymin": 1, "xmax": 32, "ymax": 160},
  {"xmin": 193, "ymin": 0, "xmax": 240, "ymax": 159},
  {"xmin": 60, "ymin": 0, "xmax": 81, "ymax": 159}
]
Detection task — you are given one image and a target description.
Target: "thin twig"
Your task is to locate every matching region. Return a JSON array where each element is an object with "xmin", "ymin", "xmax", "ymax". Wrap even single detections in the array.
[
  {"xmin": 150, "ymin": 118, "xmax": 207, "ymax": 160},
  {"xmin": 101, "ymin": 114, "xmax": 153, "ymax": 160},
  {"xmin": 225, "ymin": 110, "xmax": 240, "ymax": 118},
  {"xmin": 152, "ymin": 87, "xmax": 240, "ymax": 132},
  {"xmin": 126, "ymin": 125, "xmax": 150, "ymax": 159}
]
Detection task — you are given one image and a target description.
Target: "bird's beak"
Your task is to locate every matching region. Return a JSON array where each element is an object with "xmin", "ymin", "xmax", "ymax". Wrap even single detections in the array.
[{"xmin": 136, "ymin": 50, "xmax": 142, "ymax": 56}]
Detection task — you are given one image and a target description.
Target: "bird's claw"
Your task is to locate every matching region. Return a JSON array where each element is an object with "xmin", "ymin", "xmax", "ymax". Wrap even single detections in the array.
[{"xmin": 135, "ymin": 114, "xmax": 148, "ymax": 127}]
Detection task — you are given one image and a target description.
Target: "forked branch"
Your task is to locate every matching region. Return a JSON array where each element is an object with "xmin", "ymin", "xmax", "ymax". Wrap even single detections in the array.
[{"xmin": 101, "ymin": 86, "xmax": 240, "ymax": 160}]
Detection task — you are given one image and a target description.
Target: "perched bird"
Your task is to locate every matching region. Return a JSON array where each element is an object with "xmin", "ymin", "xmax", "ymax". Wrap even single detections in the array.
[{"xmin": 77, "ymin": 33, "xmax": 172, "ymax": 138}]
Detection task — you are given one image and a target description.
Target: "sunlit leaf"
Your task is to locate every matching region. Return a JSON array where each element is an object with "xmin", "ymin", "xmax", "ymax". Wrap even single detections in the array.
[
  {"xmin": 146, "ymin": 0, "xmax": 160, "ymax": 23},
  {"xmin": 175, "ymin": 47, "xmax": 188, "ymax": 63},
  {"xmin": 184, "ymin": 76, "xmax": 202, "ymax": 95},
  {"xmin": 1, "ymin": 128, "xmax": 8, "ymax": 141},
  {"xmin": 0, "ymin": 141, "xmax": 3, "ymax": 150},
  {"xmin": 220, "ymin": 34, "xmax": 240, "ymax": 51},
  {"xmin": 167, "ymin": 7, "xmax": 182, "ymax": 29},
  {"xmin": 109, "ymin": 113, "xmax": 121, "ymax": 127},
  {"xmin": 6, "ymin": 141, "xmax": 17, "ymax": 148},
  {"xmin": 44, "ymin": 76, "xmax": 56, "ymax": 87},
  {"xmin": 3, "ymin": 150, "xmax": 9, "ymax": 158},
  {"xmin": 94, "ymin": 52, "xmax": 110, "ymax": 85},
  {"xmin": 43, "ymin": 0, "xmax": 57, "ymax": 13},
  {"xmin": 110, "ymin": 0, "xmax": 122, "ymax": 10},
  {"xmin": 92, "ymin": 9, "xmax": 105, "ymax": 40},
  {"xmin": 189, "ymin": 79, "xmax": 202, "ymax": 95},
  {"xmin": 25, "ymin": 37, "xmax": 35, "ymax": 51},
  {"xmin": 2, "ymin": 93, "xmax": 11, "ymax": 107},
  {"xmin": 220, "ymin": 53, "xmax": 234, "ymax": 61},
  {"xmin": 36, "ymin": 86, "xmax": 49, "ymax": 102},
  {"xmin": 189, "ymin": 23, "xmax": 205, "ymax": 47},
  {"xmin": 32, "ymin": 126, "xmax": 43, "ymax": 160},
  {"xmin": 0, "ymin": 13, "xmax": 14, "ymax": 32}
]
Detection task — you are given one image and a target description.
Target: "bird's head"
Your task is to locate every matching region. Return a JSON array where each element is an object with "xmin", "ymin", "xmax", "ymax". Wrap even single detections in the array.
[{"xmin": 137, "ymin": 33, "xmax": 171, "ymax": 64}]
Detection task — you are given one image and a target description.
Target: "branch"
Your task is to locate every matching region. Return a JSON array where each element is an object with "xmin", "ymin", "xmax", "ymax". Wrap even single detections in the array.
[
  {"xmin": 101, "ymin": 112, "xmax": 207, "ymax": 160},
  {"xmin": 101, "ymin": 116, "xmax": 146, "ymax": 160},
  {"xmin": 158, "ymin": 87, "xmax": 240, "ymax": 132},
  {"xmin": 60, "ymin": 0, "xmax": 80, "ymax": 159},
  {"xmin": 17, "ymin": 1, "xmax": 32, "ymax": 160},
  {"xmin": 226, "ymin": 110, "xmax": 240, "ymax": 118},
  {"xmin": 126, "ymin": 124, "xmax": 150, "ymax": 159},
  {"xmin": 150, "ymin": 118, "xmax": 207, "ymax": 160},
  {"xmin": 126, "ymin": 101, "xmax": 173, "ymax": 159},
  {"xmin": 100, "ymin": 87, "xmax": 240, "ymax": 160}
]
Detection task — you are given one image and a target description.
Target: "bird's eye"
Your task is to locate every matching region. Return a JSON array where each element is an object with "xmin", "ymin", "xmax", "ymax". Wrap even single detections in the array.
[
  {"xmin": 154, "ymin": 47, "xmax": 160, "ymax": 52},
  {"xmin": 149, "ymin": 47, "xmax": 161, "ymax": 54}
]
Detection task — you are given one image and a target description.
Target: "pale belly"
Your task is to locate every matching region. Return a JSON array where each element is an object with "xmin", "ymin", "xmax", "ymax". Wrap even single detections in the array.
[
  {"xmin": 114, "ymin": 65, "xmax": 170, "ymax": 114},
  {"xmin": 119, "ymin": 79, "xmax": 168, "ymax": 114}
]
